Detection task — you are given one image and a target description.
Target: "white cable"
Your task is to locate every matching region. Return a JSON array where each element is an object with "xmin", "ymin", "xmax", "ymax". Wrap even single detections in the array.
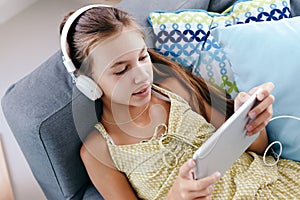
[
  {"xmin": 262, "ymin": 115, "xmax": 300, "ymax": 166},
  {"xmin": 263, "ymin": 141, "xmax": 282, "ymax": 166},
  {"xmin": 269, "ymin": 115, "xmax": 300, "ymax": 122}
]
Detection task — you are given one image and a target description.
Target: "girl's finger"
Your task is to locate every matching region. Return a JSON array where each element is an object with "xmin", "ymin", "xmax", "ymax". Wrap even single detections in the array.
[
  {"xmin": 184, "ymin": 172, "xmax": 220, "ymax": 199},
  {"xmin": 179, "ymin": 159, "xmax": 195, "ymax": 179},
  {"xmin": 247, "ymin": 106, "xmax": 273, "ymax": 135},
  {"xmin": 248, "ymin": 82, "xmax": 275, "ymax": 96},
  {"xmin": 189, "ymin": 172, "xmax": 221, "ymax": 192},
  {"xmin": 234, "ymin": 92, "xmax": 250, "ymax": 112},
  {"xmin": 248, "ymin": 95, "xmax": 274, "ymax": 120},
  {"xmin": 191, "ymin": 185, "xmax": 214, "ymax": 197}
]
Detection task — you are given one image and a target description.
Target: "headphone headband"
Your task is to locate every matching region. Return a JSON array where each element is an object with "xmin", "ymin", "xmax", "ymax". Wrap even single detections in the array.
[{"xmin": 60, "ymin": 4, "xmax": 111, "ymax": 82}]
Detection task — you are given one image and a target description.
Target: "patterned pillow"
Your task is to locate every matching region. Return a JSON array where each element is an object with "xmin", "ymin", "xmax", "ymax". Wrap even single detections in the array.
[{"xmin": 148, "ymin": 0, "xmax": 291, "ymax": 98}]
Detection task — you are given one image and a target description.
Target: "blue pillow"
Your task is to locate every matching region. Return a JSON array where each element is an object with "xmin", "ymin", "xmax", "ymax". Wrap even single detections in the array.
[
  {"xmin": 212, "ymin": 16, "xmax": 300, "ymax": 161},
  {"xmin": 148, "ymin": 0, "xmax": 291, "ymax": 98}
]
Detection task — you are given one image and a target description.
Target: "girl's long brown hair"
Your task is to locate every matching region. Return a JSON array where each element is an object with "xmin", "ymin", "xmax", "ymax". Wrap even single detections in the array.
[
  {"xmin": 149, "ymin": 49, "xmax": 234, "ymax": 120},
  {"xmin": 60, "ymin": 6, "xmax": 234, "ymax": 122}
]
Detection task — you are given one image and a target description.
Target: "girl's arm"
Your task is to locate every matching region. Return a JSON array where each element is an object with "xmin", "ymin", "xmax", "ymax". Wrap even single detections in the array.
[
  {"xmin": 247, "ymin": 128, "xmax": 268, "ymax": 154},
  {"xmin": 234, "ymin": 82, "xmax": 275, "ymax": 154},
  {"xmin": 80, "ymin": 130, "xmax": 138, "ymax": 200}
]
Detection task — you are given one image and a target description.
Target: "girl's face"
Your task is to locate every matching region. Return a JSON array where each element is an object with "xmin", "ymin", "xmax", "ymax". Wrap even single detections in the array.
[{"xmin": 89, "ymin": 28, "xmax": 153, "ymax": 107}]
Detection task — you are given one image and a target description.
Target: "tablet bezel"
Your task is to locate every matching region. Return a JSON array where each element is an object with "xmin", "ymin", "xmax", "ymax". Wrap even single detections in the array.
[{"xmin": 192, "ymin": 89, "xmax": 262, "ymax": 180}]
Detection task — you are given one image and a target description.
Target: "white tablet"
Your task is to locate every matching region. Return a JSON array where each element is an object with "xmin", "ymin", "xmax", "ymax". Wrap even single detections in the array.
[{"xmin": 193, "ymin": 89, "xmax": 262, "ymax": 180}]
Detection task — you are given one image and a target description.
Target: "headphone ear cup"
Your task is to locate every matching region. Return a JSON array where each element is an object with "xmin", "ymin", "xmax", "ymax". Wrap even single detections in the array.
[{"xmin": 76, "ymin": 75, "xmax": 103, "ymax": 101}]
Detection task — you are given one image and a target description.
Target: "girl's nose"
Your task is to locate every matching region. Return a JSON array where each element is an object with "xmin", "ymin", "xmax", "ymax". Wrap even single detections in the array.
[{"xmin": 133, "ymin": 64, "xmax": 150, "ymax": 84}]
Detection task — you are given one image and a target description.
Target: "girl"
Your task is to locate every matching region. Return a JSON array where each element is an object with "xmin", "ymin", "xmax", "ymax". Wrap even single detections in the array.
[{"xmin": 60, "ymin": 5, "xmax": 299, "ymax": 200}]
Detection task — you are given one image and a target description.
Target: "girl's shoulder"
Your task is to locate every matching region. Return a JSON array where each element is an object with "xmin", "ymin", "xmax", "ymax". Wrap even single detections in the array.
[
  {"xmin": 81, "ymin": 127, "xmax": 117, "ymax": 169},
  {"xmin": 154, "ymin": 77, "xmax": 191, "ymax": 102},
  {"xmin": 152, "ymin": 83, "xmax": 189, "ymax": 105}
]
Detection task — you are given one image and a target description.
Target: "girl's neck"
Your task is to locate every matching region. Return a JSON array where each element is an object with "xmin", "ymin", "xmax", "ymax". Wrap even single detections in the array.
[
  {"xmin": 101, "ymin": 100, "xmax": 151, "ymax": 126},
  {"xmin": 100, "ymin": 92, "xmax": 170, "ymax": 144}
]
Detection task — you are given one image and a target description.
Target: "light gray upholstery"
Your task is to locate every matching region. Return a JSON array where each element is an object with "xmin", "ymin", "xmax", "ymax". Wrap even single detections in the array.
[
  {"xmin": 2, "ymin": 51, "xmax": 102, "ymax": 199},
  {"xmin": 291, "ymin": 0, "xmax": 300, "ymax": 16},
  {"xmin": 2, "ymin": 0, "xmax": 300, "ymax": 199},
  {"xmin": 115, "ymin": 0, "xmax": 212, "ymax": 49}
]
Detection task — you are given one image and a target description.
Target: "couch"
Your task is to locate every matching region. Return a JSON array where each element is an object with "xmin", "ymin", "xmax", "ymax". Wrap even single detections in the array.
[{"xmin": 2, "ymin": 0, "xmax": 300, "ymax": 199}]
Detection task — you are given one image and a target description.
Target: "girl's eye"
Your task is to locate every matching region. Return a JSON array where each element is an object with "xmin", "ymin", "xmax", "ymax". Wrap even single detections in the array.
[
  {"xmin": 114, "ymin": 66, "xmax": 128, "ymax": 75},
  {"xmin": 139, "ymin": 53, "xmax": 149, "ymax": 61}
]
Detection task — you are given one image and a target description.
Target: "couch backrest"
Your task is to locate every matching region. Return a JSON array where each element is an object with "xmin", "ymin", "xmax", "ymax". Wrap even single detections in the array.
[{"xmin": 1, "ymin": 51, "xmax": 101, "ymax": 199}]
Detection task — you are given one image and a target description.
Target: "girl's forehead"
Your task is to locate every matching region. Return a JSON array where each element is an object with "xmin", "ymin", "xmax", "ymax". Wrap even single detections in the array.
[{"xmin": 90, "ymin": 29, "xmax": 146, "ymax": 68}]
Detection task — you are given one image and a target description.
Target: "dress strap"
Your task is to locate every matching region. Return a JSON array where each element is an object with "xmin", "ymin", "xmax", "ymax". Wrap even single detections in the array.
[
  {"xmin": 94, "ymin": 123, "xmax": 115, "ymax": 145},
  {"xmin": 152, "ymin": 84, "xmax": 188, "ymax": 104},
  {"xmin": 152, "ymin": 89, "xmax": 171, "ymax": 102}
]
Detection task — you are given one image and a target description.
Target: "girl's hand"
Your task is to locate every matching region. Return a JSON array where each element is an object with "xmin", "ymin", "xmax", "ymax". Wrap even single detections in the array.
[
  {"xmin": 166, "ymin": 159, "xmax": 221, "ymax": 200},
  {"xmin": 234, "ymin": 82, "xmax": 275, "ymax": 136}
]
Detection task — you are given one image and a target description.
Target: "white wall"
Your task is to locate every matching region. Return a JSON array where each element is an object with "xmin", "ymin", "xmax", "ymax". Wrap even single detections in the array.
[{"xmin": 0, "ymin": 0, "xmax": 119, "ymax": 199}]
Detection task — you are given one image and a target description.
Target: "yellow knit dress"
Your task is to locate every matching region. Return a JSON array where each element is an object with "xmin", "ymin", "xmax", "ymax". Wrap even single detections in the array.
[{"xmin": 94, "ymin": 85, "xmax": 300, "ymax": 199}]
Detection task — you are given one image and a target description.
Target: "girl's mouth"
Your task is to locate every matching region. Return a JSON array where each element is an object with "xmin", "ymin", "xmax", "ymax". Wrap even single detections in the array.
[{"xmin": 133, "ymin": 86, "xmax": 150, "ymax": 97}]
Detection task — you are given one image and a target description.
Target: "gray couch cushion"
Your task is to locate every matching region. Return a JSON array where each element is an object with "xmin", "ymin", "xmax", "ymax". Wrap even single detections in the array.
[
  {"xmin": 117, "ymin": 0, "xmax": 300, "ymax": 29},
  {"xmin": 116, "ymin": 0, "xmax": 212, "ymax": 47},
  {"xmin": 291, "ymin": 0, "xmax": 300, "ymax": 16},
  {"xmin": 116, "ymin": 0, "xmax": 211, "ymax": 28},
  {"xmin": 1, "ymin": 51, "xmax": 102, "ymax": 199}
]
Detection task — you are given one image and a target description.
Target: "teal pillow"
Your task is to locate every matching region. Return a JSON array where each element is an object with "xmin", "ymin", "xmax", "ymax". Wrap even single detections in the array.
[
  {"xmin": 212, "ymin": 16, "xmax": 300, "ymax": 161},
  {"xmin": 148, "ymin": 0, "xmax": 291, "ymax": 98}
]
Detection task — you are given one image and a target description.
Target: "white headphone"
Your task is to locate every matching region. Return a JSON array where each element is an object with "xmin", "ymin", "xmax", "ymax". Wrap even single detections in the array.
[{"xmin": 60, "ymin": 4, "xmax": 111, "ymax": 100}]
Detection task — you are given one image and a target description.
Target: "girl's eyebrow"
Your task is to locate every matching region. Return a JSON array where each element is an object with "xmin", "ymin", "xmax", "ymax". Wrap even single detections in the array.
[{"xmin": 110, "ymin": 46, "xmax": 147, "ymax": 68}]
